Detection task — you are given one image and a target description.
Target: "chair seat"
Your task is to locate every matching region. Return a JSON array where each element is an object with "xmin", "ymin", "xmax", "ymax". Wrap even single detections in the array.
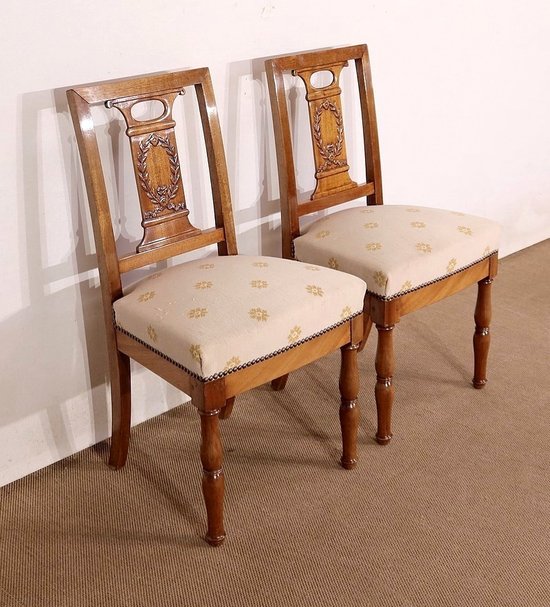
[
  {"xmin": 113, "ymin": 255, "xmax": 366, "ymax": 381},
  {"xmin": 294, "ymin": 205, "xmax": 501, "ymax": 299}
]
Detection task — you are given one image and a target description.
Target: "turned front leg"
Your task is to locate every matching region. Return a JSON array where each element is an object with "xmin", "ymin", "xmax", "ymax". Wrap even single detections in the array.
[
  {"xmin": 473, "ymin": 277, "xmax": 493, "ymax": 388},
  {"xmin": 199, "ymin": 410, "xmax": 226, "ymax": 546},
  {"xmin": 375, "ymin": 325, "xmax": 394, "ymax": 445},
  {"xmin": 339, "ymin": 342, "xmax": 360, "ymax": 469}
]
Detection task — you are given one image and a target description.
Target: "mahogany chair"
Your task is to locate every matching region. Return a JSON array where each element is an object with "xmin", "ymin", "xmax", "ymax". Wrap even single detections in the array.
[
  {"xmin": 67, "ymin": 67, "xmax": 366, "ymax": 545},
  {"xmin": 266, "ymin": 44, "xmax": 500, "ymax": 445}
]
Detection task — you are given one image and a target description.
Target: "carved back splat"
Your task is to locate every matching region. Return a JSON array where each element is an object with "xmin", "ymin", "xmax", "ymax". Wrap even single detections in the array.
[
  {"xmin": 294, "ymin": 62, "xmax": 357, "ymax": 200},
  {"xmin": 106, "ymin": 90, "xmax": 200, "ymax": 252},
  {"xmin": 266, "ymin": 45, "xmax": 383, "ymax": 259}
]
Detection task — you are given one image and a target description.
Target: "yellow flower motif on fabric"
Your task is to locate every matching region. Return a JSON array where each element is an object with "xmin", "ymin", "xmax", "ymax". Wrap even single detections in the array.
[
  {"xmin": 150, "ymin": 272, "xmax": 162, "ymax": 279},
  {"xmin": 361, "ymin": 208, "xmax": 375, "ymax": 213},
  {"xmin": 328, "ymin": 257, "xmax": 339, "ymax": 270},
  {"xmin": 147, "ymin": 325, "xmax": 158, "ymax": 343},
  {"xmin": 458, "ymin": 226, "xmax": 472, "ymax": 236},
  {"xmin": 306, "ymin": 285, "xmax": 324, "ymax": 297},
  {"xmin": 249, "ymin": 308, "xmax": 269, "ymax": 321},
  {"xmin": 364, "ymin": 222, "xmax": 378, "ymax": 229},
  {"xmin": 190, "ymin": 344, "xmax": 202, "ymax": 361},
  {"xmin": 400, "ymin": 281, "xmax": 412, "ymax": 292},
  {"xmin": 138, "ymin": 291, "xmax": 155, "ymax": 302},
  {"xmin": 250, "ymin": 280, "xmax": 268, "ymax": 289},
  {"xmin": 406, "ymin": 208, "xmax": 420, "ymax": 213},
  {"xmin": 253, "ymin": 261, "xmax": 269, "ymax": 267},
  {"xmin": 224, "ymin": 356, "xmax": 241, "ymax": 371},
  {"xmin": 187, "ymin": 308, "xmax": 208, "ymax": 319},
  {"xmin": 410, "ymin": 221, "xmax": 426, "ymax": 228},
  {"xmin": 340, "ymin": 306, "xmax": 352, "ymax": 320},
  {"xmin": 195, "ymin": 281, "xmax": 213, "ymax": 290},
  {"xmin": 316, "ymin": 230, "xmax": 331, "ymax": 239},
  {"xmin": 305, "ymin": 265, "xmax": 321, "ymax": 271},
  {"xmin": 199, "ymin": 263, "xmax": 215, "ymax": 270},
  {"xmin": 452, "ymin": 211, "xmax": 465, "ymax": 216},
  {"xmin": 416, "ymin": 242, "xmax": 432, "ymax": 253},
  {"xmin": 288, "ymin": 326, "xmax": 302, "ymax": 343},
  {"xmin": 483, "ymin": 246, "xmax": 491, "ymax": 256},
  {"xmin": 366, "ymin": 242, "xmax": 382, "ymax": 251},
  {"xmin": 447, "ymin": 258, "xmax": 457, "ymax": 272},
  {"xmin": 189, "ymin": 344, "xmax": 202, "ymax": 362},
  {"xmin": 373, "ymin": 271, "xmax": 387, "ymax": 288}
]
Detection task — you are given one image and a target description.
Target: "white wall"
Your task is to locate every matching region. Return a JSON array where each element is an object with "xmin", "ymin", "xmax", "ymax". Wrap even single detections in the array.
[{"xmin": 1, "ymin": 0, "xmax": 549, "ymax": 486}]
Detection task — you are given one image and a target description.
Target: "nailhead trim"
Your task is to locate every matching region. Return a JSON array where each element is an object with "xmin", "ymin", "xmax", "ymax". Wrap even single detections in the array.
[
  {"xmin": 375, "ymin": 251, "xmax": 498, "ymax": 301},
  {"xmin": 295, "ymin": 250, "xmax": 498, "ymax": 302},
  {"xmin": 113, "ymin": 310, "xmax": 362, "ymax": 383}
]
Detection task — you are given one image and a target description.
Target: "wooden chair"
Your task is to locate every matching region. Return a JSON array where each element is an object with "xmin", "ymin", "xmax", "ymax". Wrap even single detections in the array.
[
  {"xmin": 67, "ymin": 67, "xmax": 366, "ymax": 545},
  {"xmin": 265, "ymin": 44, "xmax": 500, "ymax": 445}
]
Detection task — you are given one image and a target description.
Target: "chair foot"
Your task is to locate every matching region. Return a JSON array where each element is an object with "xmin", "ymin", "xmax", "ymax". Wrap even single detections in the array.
[
  {"xmin": 375, "ymin": 433, "xmax": 393, "ymax": 445},
  {"xmin": 205, "ymin": 532, "xmax": 226, "ymax": 547},
  {"xmin": 472, "ymin": 378, "xmax": 488, "ymax": 389},
  {"xmin": 339, "ymin": 342, "xmax": 360, "ymax": 469},
  {"xmin": 271, "ymin": 374, "xmax": 289, "ymax": 391},
  {"xmin": 375, "ymin": 324, "xmax": 395, "ymax": 444}
]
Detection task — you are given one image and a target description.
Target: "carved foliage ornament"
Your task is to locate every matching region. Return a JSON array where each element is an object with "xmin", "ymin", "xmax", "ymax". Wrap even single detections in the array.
[
  {"xmin": 137, "ymin": 133, "xmax": 184, "ymax": 219},
  {"xmin": 312, "ymin": 100, "xmax": 346, "ymax": 173}
]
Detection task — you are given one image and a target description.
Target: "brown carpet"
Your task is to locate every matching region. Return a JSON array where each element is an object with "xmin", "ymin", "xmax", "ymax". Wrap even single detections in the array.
[{"xmin": 1, "ymin": 240, "xmax": 549, "ymax": 607}]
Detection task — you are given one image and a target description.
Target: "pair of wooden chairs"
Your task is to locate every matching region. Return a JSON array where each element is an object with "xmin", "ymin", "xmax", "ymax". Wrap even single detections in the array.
[{"xmin": 67, "ymin": 44, "xmax": 500, "ymax": 545}]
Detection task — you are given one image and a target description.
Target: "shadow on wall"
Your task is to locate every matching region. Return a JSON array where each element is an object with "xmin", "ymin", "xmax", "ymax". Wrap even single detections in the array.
[
  {"xmin": 225, "ymin": 55, "xmax": 338, "ymax": 255},
  {"xmin": 1, "ymin": 60, "xmax": 301, "ymax": 474},
  {"xmin": 224, "ymin": 57, "xmax": 284, "ymax": 257},
  {"xmin": 0, "ymin": 88, "xmax": 110, "ymax": 464},
  {"xmin": 3, "ymin": 83, "xmax": 186, "ymax": 473}
]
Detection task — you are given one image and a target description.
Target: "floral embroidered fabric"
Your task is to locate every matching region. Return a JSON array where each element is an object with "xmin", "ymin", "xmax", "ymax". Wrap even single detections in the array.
[
  {"xmin": 113, "ymin": 256, "xmax": 366, "ymax": 381},
  {"xmin": 293, "ymin": 205, "xmax": 501, "ymax": 299}
]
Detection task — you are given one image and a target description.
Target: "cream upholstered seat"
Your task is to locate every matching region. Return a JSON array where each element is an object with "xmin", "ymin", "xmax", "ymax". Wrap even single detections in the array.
[
  {"xmin": 114, "ymin": 255, "xmax": 365, "ymax": 381},
  {"xmin": 67, "ymin": 67, "xmax": 366, "ymax": 546},
  {"xmin": 266, "ymin": 45, "xmax": 501, "ymax": 446},
  {"xmin": 294, "ymin": 205, "xmax": 500, "ymax": 300}
]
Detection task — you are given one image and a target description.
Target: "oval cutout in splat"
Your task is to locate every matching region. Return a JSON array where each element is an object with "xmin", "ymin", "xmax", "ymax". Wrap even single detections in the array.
[
  {"xmin": 131, "ymin": 99, "xmax": 167, "ymax": 122},
  {"xmin": 310, "ymin": 70, "xmax": 334, "ymax": 89}
]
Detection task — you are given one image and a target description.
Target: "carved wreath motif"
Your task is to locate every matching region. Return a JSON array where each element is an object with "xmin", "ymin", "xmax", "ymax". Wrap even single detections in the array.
[
  {"xmin": 312, "ymin": 100, "xmax": 346, "ymax": 173},
  {"xmin": 137, "ymin": 133, "xmax": 184, "ymax": 219}
]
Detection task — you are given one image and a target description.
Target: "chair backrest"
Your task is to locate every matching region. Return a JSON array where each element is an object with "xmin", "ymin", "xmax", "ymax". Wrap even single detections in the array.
[
  {"xmin": 67, "ymin": 68, "xmax": 238, "ymax": 308},
  {"xmin": 266, "ymin": 44, "xmax": 383, "ymax": 258}
]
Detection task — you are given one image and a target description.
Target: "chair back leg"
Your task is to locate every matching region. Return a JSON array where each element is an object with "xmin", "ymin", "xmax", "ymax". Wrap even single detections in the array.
[
  {"xmin": 339, "ymin": 342, "xmax": 360, "ymax": 469},
  {"xmin": 108, "ymin": 350, "xmax": 132, "ymax": 469}
]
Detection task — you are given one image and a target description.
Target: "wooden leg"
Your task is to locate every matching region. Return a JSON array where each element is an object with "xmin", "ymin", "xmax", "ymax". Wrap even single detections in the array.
[
  {"xmin": 358, "ymin": 315, "xmax": 373, "ymax": 353},
  {"xmin": 271, "ymin": 374, "xmax": 289, "ymax": 391},
  {"xmin": 199, "ymin": 409, "xmax": 226, "ymax": 546},
  {"xmin": 108, "ymin": 350, "xmax": 131, "ymax": 470},
  {"xmin": 219, "ymin": 397, "xmax": 235, "ymax": 420},
  {"xmin": 339, "ymin": 342, "xmax": 360, "ymax": 469},
  {"xmin": 375, "ymin": 325, "xmax": 394, "ymax": 445},
  {"xmin": 473, "ymin": 277, "xmax": 493, "ymax": 389}
]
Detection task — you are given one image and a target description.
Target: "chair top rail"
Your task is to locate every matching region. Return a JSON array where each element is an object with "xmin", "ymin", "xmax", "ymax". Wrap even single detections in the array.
[{"xmin": 70, "ymin": 68, "xmax": 210, "ymax": 105}]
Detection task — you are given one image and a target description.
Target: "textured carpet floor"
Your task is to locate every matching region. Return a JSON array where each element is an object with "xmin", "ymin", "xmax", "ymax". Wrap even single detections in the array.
[{"xmin": 1, "ymin": 240, "xmax": 549, "ymax": 607}]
